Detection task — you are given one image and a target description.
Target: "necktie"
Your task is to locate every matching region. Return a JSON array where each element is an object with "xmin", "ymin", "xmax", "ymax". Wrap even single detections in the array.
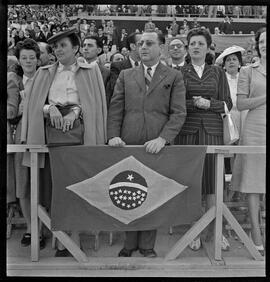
[
  {"xmin": 174, "ymin": 65, "xmax": 181, "ymax": 70},
  {"xmin": 145, "ymin": 67, "xmax": 152, "ymax": 90}
]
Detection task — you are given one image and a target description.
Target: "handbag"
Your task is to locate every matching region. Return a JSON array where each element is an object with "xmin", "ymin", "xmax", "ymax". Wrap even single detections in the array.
[
  {"xmin": 222, "ymin": 102, "xmax": 239, "ymax": 145},
  {"xmin": 45, "ymin": 105, "xmax": 84, "ymax": 147}
]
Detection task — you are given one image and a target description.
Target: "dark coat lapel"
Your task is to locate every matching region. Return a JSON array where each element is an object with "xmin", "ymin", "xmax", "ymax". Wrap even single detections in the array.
[
  {"xmin": 147, "ymin": 62, "xmax": 168, "ymax": 95},
  {"xmin": 134, "ymin": 64, "xmax": 146, "ymax": 91}
]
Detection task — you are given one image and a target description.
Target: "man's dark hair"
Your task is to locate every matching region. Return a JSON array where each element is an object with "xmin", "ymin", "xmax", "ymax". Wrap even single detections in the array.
[
  {"xmin": 126, "ymin": 32, "xmax": 141, "ymax": 51},
  {"xmin": 82, "ymin": 35, "xmax": 102, "ymax": 49}
]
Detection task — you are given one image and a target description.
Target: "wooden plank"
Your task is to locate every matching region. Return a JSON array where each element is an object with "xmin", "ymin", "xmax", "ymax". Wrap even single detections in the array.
[
  {"xmin": 201, "ymin": 240, "xmax": 225, "ymax": 266},
  {"xmin": 222, "ymin": 204, "xmax": 264, "ymax": 261},
  {"xmin": 30, "ymin": 152, "xmax": 40, "ymax": 262},
  {"xmin": 38, "ymin": 206, "xmax": 88, "ymax": 263},
  {"xmin": 165, "ymin": 206, "xmax": 216, "ymax": 261},
  {"xmin": 214, "ymin": 153, "xmax": 224, "ymax": 261}
]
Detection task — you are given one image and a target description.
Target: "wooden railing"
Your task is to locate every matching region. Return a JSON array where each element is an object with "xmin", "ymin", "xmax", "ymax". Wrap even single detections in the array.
[{"xmin": 7, "ymin": 145, "xmax": 265, "ymax": 263}]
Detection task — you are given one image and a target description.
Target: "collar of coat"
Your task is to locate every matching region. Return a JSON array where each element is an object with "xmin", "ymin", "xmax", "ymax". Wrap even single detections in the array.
[{"xmin": 40, "ymin": 59, "xmax": 96, "ymax": 73}]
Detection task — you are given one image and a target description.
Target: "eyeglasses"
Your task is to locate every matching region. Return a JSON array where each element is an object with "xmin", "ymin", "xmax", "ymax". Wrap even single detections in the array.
[
  {"xmin": 137, "ymin": 40, "xmax": 157, "ymax": 47},
  {"xmin": 169, "ymin": 44, "xmax": 184, "ymax": 50}
]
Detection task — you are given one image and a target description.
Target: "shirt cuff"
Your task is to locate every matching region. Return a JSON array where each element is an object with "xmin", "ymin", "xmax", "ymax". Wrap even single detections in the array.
[
  {"xmin": 71, "ymin": 106, "xmax": 81, "ymax": 119},
  {"xmin": 43, "ymin": 104, "xmax": 51, "ymax": 116}
]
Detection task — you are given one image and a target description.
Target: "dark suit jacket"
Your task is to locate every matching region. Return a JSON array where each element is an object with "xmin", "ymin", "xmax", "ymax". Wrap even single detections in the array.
[
  {"xmin": 107, "ymin": 57, "xmax": 133, "ymax": 106},
  {"xmin": 107, "ymin": 62, "xmax": 186, "ymax": 144},
  {"xmin": 97, "ymin": 62, "xmax": 110, "ymax": 108},
  {"xmin": 178, "ymin": 63, "xmax": 232, "ymax": 137},
  {"xmin": 34, "ymin": 31, "xmax": 47, "ymax": 43}
]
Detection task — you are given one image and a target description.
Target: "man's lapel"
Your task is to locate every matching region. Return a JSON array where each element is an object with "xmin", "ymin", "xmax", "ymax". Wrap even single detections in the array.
[
  {"xmin": 147, "ymin": 62, "xmax": 168, "ymax": 95},
  {"xmin": 134, "ymin": 64, "xmax": 146, "ymax": 91}
]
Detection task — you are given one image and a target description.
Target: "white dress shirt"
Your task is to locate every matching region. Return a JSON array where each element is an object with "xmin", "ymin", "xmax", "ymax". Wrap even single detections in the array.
[{"xmin": 142, "ymin": 61, "xmax": 159, "ymax": 78}]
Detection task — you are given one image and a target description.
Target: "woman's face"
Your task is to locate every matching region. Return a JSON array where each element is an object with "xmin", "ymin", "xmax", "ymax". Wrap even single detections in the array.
[
  {"xmin": 224, "ymin": 53, "xmax": 240, "ymax": 75},
  {"xmin": 188, "ymin": 35, "xmax": 209, "ymax": 62},
  {"xmin": 53, "ymin": 37, "xmax": 78, "ymax": 65},
  {"xmin": 19, "ymin": 49, "xmax": 38, "ymax": 75},
  {"xmin": 258, "ymin": 31, "xmax": 266, "ymax": 59},
  {"xmin": 18, "ymin": 30, "xmax": 24, "ymax": 37}
]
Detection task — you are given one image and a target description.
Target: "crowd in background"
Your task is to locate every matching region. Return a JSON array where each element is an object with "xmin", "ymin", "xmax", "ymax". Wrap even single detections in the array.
[{"xmin": 8, "ymin": 5, "xmax": 267, "ymax": 19}]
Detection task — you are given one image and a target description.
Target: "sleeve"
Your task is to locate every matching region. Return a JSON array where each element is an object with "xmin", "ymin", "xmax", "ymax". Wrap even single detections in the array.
[
  {"xmin": 209, "ymin": 67, "xmax": 232, "ymax": 113},
  {"xmin": 159, "ymin": 71, "xmax": 187, "ymax": 143},
  {"xmin": 107, "ymin": 70, "xmax": 126, "ymax": 140},
  {"xmin": 237, "ymin": 66, "xmax": 250, "ymax": 96},
  {"xmin": 7, "ymin": 72, "xmax": 20, "ymax": 119}
]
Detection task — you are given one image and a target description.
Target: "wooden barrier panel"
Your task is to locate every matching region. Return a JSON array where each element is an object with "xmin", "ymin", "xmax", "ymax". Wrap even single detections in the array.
[{"xmin": 6, "ymin": 145, "xmax": 265, "ymax": 263}]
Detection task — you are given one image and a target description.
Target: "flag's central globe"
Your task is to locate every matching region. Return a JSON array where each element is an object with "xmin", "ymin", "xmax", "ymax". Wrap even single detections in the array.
[{"xmin": 109, "ymin": 170, "xmax": 148, "ymax": 210}]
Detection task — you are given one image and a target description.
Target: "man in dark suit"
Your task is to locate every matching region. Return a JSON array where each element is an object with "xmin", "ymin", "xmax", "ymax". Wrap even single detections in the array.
[
  {"xmin": 42, "ymin": 25, "xmax": 52, "ymax": 42},
  {"xmin": 107, "ymin": 32, "xmax": 142, "ymax": 106},
  {"xmin": 33, "ymin": 25, "xmax": 47, "ymax": 42},
  {"xmin": 81, "ymin": 35, "xmax": 110, "ymax": 107},
  {"xmin": 107, "ymin": 31, "xmax": 186, "ymax": 258}
]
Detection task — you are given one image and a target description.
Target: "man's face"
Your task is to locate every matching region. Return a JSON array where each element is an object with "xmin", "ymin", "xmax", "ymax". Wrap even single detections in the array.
[
  {"xmin": 138, "ymin": 32, "xmax": 162, "ymax": 66},
  {"xmin": 38, "ymin": 43, "xmax": 50, "ymax": 66},
  {"xmin": 103, "ymin": 45, "xmax": 109, "ymax": 53},
  {"xmin": 168, "ymin": 39, "xmax": 186, "ymax": 60},
  {"xmin": 82, "ymin": 38, "xmax": 100, "ymax": 61}
]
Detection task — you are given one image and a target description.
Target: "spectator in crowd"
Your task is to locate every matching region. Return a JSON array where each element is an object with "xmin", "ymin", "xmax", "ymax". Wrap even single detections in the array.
[
  {"xmin": 175, "ymin": 28, "xmax": 232, "ymax": 251},
  {"xmin": 14, "ymin": 30, "xmax": 26, "ymax": 45},
  {"xmin": 80, "ymin": 19, "xmax": 89, "ymax": 35},
  {"xmin": 191, "ymin": 17, "xmax": 200, "ymax": 29},
  {"xmin": 37, "ymin": 41, "xmax": 55, "ymax": 66},
  {"xmin": 242, "ymin": 49, "xmax": 254, "ymax": 65},
  {"xmin": 107, "ymin": 32, "xmax": 142, "ymax": 107},
  {"xmin": 180, "ymin": 19, "xmax": 190, "ymax": 35},
  {"xmin": 110, "ymin": 52, "xmax": 125, "ymax": 63},
  {"xmin": 231, "ymin": 27, "xmax": 266, "ymax": 256},
  {"xmin": 97, "ymin": 27, "xmax": 107, "ymax": 48},
  {"xmin": 7, "ymin": 38, "xmax": 46, "ymax": 250},
  {"xmin": 216, "ymin": 45, "xmax": 247, "ymax": 203},
  {"xmin": 170, "ymin": 17, "xmax": 180, "ymax": 37},
  {"xmin": 98, "ymin": 44, "xmax": 112, "ymax": 66},
  {"xmin": 217, "ymin": 5, "xmax": 226, "ymax": 17},
  {"xmin": 144, "ymin": 17, "xmax": 156, "ymax": 32},
  {"xmin": 242, "ymin": 6, "xmax": 253, "ymax": 18},
  {"xmin": 120, "ymin": 47, "xmax": 129, "ymax": 59},
  {"xmin": 208, "ymin": 5, "xmax": 217, "ymax": 18},
  {"xmin": 81, "ymin": 35, "xmax": 110, "ymax": 100},
  {"xmin": 214, "ymin": 27, "xmax": 220, "ymax": 35},
  {"xmin": 118, "ymin": 28, "xmax": 128, "ymax": 51},
  {"xmin": 42, "ymin": 25, "xmax": 52, "ymax": 42},
  {"xmin": 218, "ymin": 15, "xmax": 233, "ymax": 34},
  {"xmin": 167, "ymin": 38, "xmax": 187, "ymax": 68},
  {"xmin": 20, "ymin": 28, "xmax": 107, "ymax": 257},
  {"xmin": 107, "ymin": 31, "xmax": 186, "ymax": 258},
  {"xmin": 8, "ymin": 28, "xmax": 16, "ymax": 55},
  {"xmin": 33, "ymin": 25, "xmax": 47, "ymax": 42}
]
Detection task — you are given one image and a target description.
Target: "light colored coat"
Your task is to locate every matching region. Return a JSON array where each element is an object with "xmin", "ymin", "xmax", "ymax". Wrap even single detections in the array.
[{"xmin": 21, "ymin": 60, "xmax": 107, "ymax": 167}]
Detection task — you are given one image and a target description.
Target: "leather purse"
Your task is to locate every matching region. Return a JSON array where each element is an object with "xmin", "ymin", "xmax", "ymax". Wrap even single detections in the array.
[{"xmin": 45, "ymin": 105, "xmax": 84, "ymax": 147}]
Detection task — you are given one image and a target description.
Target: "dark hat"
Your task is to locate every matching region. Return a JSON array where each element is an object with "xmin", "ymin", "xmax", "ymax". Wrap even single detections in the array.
[{"xmin": 47, "ymin": 27, "xmax": 77, "ymax": 44}]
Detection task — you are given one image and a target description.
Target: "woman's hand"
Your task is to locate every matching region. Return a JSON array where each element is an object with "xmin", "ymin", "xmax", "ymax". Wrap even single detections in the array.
[
  {"xmin": 62, "ymin": 111, "xmax": 76, "ymax": 132},
  {"xmin": 193, "ymin": 97, "xmax": 210, "ymax": 109},
  {"xmin": 49, "ymin": 105, "xmax": 63, "ymax": 129}
]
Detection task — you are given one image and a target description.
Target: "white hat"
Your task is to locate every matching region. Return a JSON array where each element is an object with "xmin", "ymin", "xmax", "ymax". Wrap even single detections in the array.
[{"xmin": 215, "ymin": 45, "xmax": 245, "ymax": 65}]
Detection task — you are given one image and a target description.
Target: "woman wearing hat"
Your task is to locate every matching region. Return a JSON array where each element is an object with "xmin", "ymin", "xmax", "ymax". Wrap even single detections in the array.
[
  {"xmin": 231, "ymin": 27, "xmax": 266, "ymax": 255},
  {"xmin": 175, "ymin": 28, "xmax": 233, "ymax": 251},
  {"xmin": 215, "ymin": 46, "xmax": 248, "ymax": 203},
  {"xmin": 21, "ymin": 27, "xmax": 107, "ymax": 257},
  {"xmin": 215, "ymin": 45, "xmax": 247, "ymax": 136}
]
